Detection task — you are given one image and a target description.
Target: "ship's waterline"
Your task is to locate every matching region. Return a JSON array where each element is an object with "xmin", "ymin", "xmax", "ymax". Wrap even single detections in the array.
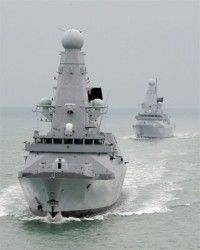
[
  {"xmin": 134, "ymin": 124, "xmax": 174, "ymax": 138},
  {"xmin": 19, "ymin": 173, "xmax": 125, "ymax": 217}
]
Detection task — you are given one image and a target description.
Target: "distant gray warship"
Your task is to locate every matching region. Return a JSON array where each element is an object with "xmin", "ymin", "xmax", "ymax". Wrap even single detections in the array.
[
  {"xmin": 18, "ymin": 29, "xmax": 127, "ymax": 218},
  {"xmin": 133, "ymin": 79, "xmax": 175, "ymax": 138}
]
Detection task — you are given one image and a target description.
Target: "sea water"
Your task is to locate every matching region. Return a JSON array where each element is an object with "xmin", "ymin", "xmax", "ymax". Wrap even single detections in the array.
[{"xmin": 0, "ymin": 107, "xmax": 199, "ymax": 250}]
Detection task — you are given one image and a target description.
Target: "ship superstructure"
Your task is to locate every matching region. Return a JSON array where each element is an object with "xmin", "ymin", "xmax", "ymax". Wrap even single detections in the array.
[
  {"xmin": 18, "ymin": 29, "xmax": 126, "ymax": 218},
  {"xmin": 133, "ymin": 79, "xmax": 175, "ymax": 138}
]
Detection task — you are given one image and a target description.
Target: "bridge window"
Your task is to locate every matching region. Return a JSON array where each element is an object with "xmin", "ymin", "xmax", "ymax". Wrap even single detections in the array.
[
  {"xmin": 54, "ymin": 138, "xmax": 62, "ymax": 144},
  {"xmin": 94, "ymin": 139, "xmax": 103, "ymax": 144},
  {"xmin": 64, "ymin": 139, "xmax": 73, "ymax": 144},
  {"xmin": 85, "ymin": 139, "xmax": 93, "ymax": 144},
  {"xmin": 58, "ymin": 159, "xmax": 62, "ymax": 169},
  {"xmin": 74, "ymin": 139, "xmax": 83, "ymax": 144},
  {"xmin": 44, "ymin": 138, "xmax": 52, "ymax": 144},
  {"xmin": 36, "ymin": 138, "xmax": 43, "ymax": 143}
]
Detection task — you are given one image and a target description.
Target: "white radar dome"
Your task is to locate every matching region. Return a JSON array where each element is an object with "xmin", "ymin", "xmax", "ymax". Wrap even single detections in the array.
[
  {"xmin": 91, "ymin": 98, "xmax": 104, "ymax": 107},
  {"xmin": 148, "ymin": 78, "xmax": 156, "ymax": 86},
  {"xmin": 39, "ymin": 97, "xmax": 52, "ymax": 107},
  {"xmin": 62, "ymin": 29, "xmax": 84, "ymax": 50}
]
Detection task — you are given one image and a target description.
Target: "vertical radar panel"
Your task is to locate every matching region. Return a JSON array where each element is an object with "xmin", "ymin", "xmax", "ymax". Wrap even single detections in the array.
[{"xmin": 88, "ymin": 88, "xmax": 103, "ymax": 102}]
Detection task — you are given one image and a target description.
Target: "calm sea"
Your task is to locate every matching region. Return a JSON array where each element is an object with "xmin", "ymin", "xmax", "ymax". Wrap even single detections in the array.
[{"xmin": 0, "ymin": 107, "xmax": 199, "ymax": 250}]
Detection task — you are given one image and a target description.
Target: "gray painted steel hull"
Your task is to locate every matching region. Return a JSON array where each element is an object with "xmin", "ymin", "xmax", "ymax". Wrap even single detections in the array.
[
  {"xmin": 134, "ymin": 124, "xmax": 174, "ymax": 138},
  {"xmin": 19, "ymin": 153, "xmax": 126, "ymax": 217},
  {"xmin": 19, "ymin": 174, "xmax": 125, "ymax": 217}
]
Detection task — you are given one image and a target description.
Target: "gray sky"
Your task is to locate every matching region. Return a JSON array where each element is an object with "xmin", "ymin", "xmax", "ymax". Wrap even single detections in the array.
[{"xmin": 0, "ymin": 0, "xmax": 199, "ymax": 108}]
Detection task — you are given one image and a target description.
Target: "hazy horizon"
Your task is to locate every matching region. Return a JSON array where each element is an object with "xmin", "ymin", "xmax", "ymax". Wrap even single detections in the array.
[{"xmin": 0, "ymin": 0, "xmax": 199, "ymax": 109}]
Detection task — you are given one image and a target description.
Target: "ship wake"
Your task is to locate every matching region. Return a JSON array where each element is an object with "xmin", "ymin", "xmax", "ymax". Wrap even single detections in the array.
[
  {"xmin": 0, "ymin": 155, "xmax": 183, "ymax": 223},
  {"xmin": 119, "ymin": 131, "xmax": 200, "ymax": 141},
  {"xmin": 0, "ymin": 183, "xmax": 29, "ymax": 218}
]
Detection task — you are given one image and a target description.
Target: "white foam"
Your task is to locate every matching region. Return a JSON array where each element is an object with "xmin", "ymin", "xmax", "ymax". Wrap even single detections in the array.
[
  {"xmin": 105, "ymin": 157, "xmax": 182, "ymax": 218},
  {"xmin": 134, "ymin": 206, "xmax": 170, "ymax": 215},
  {"xmin": 118, "ymin": 135, "xmax": 135, "ymax": 140},
  {"xmin": 0, "ymin": 183, "xmax": 28, "ymax": 217},
  {"xmin": 105, "ymin": 183, "xmax": 177, "ymax": 218},
  {"xmin": 174, "ymin": 132, "xmax": 200, "ymax": 139},
  {"xmin": 0, "ymin": 155, "xmax": 181, "ymax": 222},
  {"xmin": 20, "ymin": 213, "xmax": 105, "ymax": 224},
  {"xmin": 118, "ymin": 132, "xmax": 200, "ymax": 141}
]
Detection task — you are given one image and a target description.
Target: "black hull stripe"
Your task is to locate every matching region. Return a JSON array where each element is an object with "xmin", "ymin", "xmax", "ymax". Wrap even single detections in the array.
[{"xmin": 30, "ymin": 203, "xmax": 116, "ymax": 218}]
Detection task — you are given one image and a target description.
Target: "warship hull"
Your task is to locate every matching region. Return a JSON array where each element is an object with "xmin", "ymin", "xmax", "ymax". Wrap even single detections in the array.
[
  {"xmin": 134, "ymin": 123, "xmax": 174, "ymax": 138},
  {"xmin": 19, "ymin": 158, "xmax": 126, "ymax": 217}
]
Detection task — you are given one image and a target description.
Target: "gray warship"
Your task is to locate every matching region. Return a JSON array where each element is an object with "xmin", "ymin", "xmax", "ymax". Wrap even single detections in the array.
[
  {"xmin": 18, "ymin": 29, "xmax": 127, "ymax": 218},
  {"xmin": 133, "ymin": 78, "xmax": 175, "ymax": 138}
]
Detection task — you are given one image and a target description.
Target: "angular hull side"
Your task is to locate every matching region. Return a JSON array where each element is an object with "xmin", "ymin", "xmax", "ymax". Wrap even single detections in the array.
[
  {"xmin": 134, "ymin": 124, "xmax": 174, "ymax": 138},
  {"xmin": 18, "ymin": 169, "xmax": 126, "ymax": 217}
]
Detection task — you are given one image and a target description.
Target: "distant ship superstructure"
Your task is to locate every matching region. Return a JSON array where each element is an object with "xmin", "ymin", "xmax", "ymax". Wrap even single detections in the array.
[
  {"xmin": 133, "ymin": 79, "xmax": 175, "ymax": 138},
  {"xmin": 18, "ymin": 29, "xmax": 126, "ymax": 217}
]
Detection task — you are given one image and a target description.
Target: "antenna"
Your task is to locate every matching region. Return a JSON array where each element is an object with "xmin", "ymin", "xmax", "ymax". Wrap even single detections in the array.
[
  {"xmin": 99, "ymin": 90, "xmax": 110, "ymax": 127},
  {"xmin": 80, "ymin": 28, "xmax": 89, "ymax": 33},
  {"xmin": 58, "ymin": 26, "xmax": 88, "ymax": 33},
  {"xmin": 58, "ymin": 24, "xmax": 71, "ymax": 32},
  {"xmin": 155, "ymin": 76, "xmax": 158, "ymax": 94},
  {"xmin": 104, "ymin": 90, "xmax": 111, "ymax": 105}
]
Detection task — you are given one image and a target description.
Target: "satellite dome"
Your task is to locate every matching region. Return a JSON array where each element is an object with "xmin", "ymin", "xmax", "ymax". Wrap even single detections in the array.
[
  {"xmin": 39, "ymin": 97, "xmax": 52, "ymax": 108},
  {"xmin": 62, "ymin": 29, "xmax": 84, "ymax": 50},
  {"xmin": 148, "ymin": 78, "xmax": 156, "ymax": 86},
  {"xmin": 91, "ymin": 98, "xmax": 104, "ymax": 107}
]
